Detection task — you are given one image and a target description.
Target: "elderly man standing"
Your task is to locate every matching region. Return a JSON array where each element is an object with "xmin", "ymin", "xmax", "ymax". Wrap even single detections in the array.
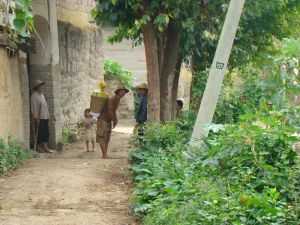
[
  {"xmin": 31, "ymin": 80, "xmax": 53, "ymax": 154},
  {"xmin": 96, "ymin": 83, "xmax": 129, "ymax": 159}
]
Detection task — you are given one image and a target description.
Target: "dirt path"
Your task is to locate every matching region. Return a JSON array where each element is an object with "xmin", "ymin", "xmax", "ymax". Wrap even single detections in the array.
[{"xmin": 0, "ymin": 121, "xmax": 137, "ymax": 225}]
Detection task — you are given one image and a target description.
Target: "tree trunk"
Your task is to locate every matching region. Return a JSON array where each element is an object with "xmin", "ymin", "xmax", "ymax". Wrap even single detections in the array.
[
  {"xmin": 160, "ymin": 24, "xmax": 181, "ymax": 122},
  {"xmin": 157, "ymin": 31, "xmax": 167, "ymax": 74},
  {"xmin": 171, "ymin": 57, "xmax": 182, "ymax": 119},
  {"xmin": 142, "ymin": 22, "xmax": 161, "ymax": 122}
]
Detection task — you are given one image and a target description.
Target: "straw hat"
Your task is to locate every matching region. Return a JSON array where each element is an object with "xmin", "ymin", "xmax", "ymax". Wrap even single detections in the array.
[
  {"xmin": 33, "ymin": 80, "xmax": 46, "ymax": 89},
  {"xmin": 115, "ymin": 83, "xmax": 130, "ymax": 94},
  {"xmin": 136, "ymin": 83, "xmax": 148, "ymax": 90}
]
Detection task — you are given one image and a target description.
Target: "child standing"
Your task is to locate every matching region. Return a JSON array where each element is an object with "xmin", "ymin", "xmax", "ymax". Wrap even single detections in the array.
[{"xmin": 83, "ymin": 108, "xmax": 96, "ymax": 152}]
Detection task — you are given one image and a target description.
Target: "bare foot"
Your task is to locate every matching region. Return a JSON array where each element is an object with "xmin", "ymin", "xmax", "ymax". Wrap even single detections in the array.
[
  {"xmin": 91, "ymin": 149, "xmax": 95, "ymax": 152},
  {"xmin": 87, "ymin": 150, "xmax": 90, "ymax": 152}
]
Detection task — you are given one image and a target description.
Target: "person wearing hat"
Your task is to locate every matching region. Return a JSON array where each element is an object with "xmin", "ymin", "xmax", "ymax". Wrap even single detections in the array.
[
  {"xmin": 30, "ymin": 80, "xmax": 53, "ymax": 153},
  {"xmin": 134, "ymin": 83, "xmax": 148, "ymax": 136},
  {"xmin": 96, "ymin": 83, "xmax": 129, "ymax": 159},
  {"xmin": 136, "ymin": 83, "xmax": 148, "ymax": 125}
]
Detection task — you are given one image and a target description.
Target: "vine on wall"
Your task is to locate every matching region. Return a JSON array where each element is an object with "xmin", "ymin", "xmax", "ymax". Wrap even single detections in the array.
[{"xmin": 0, "ymin": 0, "xmax": 34, "ymax": 53}]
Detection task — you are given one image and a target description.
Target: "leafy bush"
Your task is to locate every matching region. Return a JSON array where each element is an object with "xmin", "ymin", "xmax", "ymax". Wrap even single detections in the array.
[
  {"xmin": 0, "ymin": 0, "xmax": 34, "ymax": 47},
  {"xmin": 130, "ymin": 37, "xmax": 300, "ymax": 224},
  {"xmin": 130, "ymin": 114, "xmax": 300, "ymax": 225},
  {"xmin": 0, "ymin": 138, "xmax": 34, "ymax": 176},
  {"xmin": 61, "ymin": 128, "xmax": 72, "ymax": 144},
  {"xmin": 104, "ymin": 60, "xmax": 133, "ymax": 89},
  {"xmin": 191, "ymin": 38, "xmax": 300, "ymax": 125}
]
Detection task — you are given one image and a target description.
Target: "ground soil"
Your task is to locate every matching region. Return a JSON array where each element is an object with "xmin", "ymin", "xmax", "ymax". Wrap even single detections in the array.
[{"xmin": 0, "ymin": 121, "xmax": 138, "ymax": 225}]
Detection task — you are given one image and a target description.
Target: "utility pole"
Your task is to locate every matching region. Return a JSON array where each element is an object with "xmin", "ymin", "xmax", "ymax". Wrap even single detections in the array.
[{"xmin": 190, "ymin": 0, "xmax": 245, "ymax": 146}]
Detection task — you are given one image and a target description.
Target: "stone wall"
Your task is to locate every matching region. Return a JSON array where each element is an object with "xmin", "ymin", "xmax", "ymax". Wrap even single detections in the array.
[
  {"xmin": 55, "ymin": 0, "xmax": 104, "ymax": 128},
  {"xmin": 58, "ymin": 21, "xmax": 103, "ymax": 128},
  {"xmin": 0, "ymin": 48, "xmax": 29, "ymax": 147},
  {"xmin": 56, "ymin": 0, "xmax": 96, "ymax": 28}
]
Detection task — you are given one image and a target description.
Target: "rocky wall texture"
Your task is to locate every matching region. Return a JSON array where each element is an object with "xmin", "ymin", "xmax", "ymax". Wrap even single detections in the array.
[
  {"xmin": 58, "ymin": 21, "xmax": 104, "ymax": 128},
  {"xmin": 56, "ymin": 0, "xmax": 95, "ymax": 14},
  {"xmin": 56, "ymin": 0, "xmax": 96, "ymax": 28}
]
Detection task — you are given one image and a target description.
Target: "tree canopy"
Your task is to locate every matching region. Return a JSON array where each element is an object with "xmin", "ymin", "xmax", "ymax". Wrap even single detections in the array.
[{"xmin": 92, "ymin": 0, "xmax": 300, "ymax": 122}]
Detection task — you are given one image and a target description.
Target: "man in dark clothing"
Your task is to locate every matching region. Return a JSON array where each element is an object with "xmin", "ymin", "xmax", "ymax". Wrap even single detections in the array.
[
  {"xmin": 135, "ymin": 83, "xmax": 148, "ymax": 136},
  {"xmin": 136, "ymin": 83, "xmax": 148, "ymax": 124}
]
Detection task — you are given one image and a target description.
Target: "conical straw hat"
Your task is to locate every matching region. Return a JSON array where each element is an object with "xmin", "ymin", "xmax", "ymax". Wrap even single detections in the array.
[
  {"xmin": 115, "ymin": 83, "xmax": 130, "ymax": 94},
  {"xmin": 136, "ymin": 83, "xmax": 148, "ymax": 90},
  {"xmin": 33, "ymin": 80, "xmax": 46, "ymax": 89}
]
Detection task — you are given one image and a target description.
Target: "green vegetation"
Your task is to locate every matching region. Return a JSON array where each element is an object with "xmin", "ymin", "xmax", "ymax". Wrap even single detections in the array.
[
  {"xmin": 129, "ymin": 37, "xmax": 300, "ymax": 224},
  {"xmin": 0, "ymin": 138, "xmax": 34, "ymax": 176},
  {"xmin": 61, "ymin": 128, "xmax": 72, "ymax": 144},
  {"xmin": 92, "ymin": 0, "xmax": 300, "ymax": 121},
  {"xmin": 130, "ymin": 115, "xmax": 300, "ymax": 224},
  {"xmin": 0, "ymin": 0, "xmax": 34, "ymax": 49},
  {"xmin": 104, "ymin": 60, "xmax": 133, "ymax": 89},
  {"xmin": 192, "ymin": 38, "xmax": 300, "ymax": 125}
]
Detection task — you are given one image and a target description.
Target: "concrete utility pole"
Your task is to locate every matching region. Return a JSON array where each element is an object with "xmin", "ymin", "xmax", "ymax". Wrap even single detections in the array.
[{"xmin": 190, "ymin": 0, "xmax": 245, "ymax": 146}]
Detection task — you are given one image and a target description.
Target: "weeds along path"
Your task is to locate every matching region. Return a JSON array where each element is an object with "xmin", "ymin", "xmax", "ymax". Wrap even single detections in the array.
[{"xmin": 0, "ymin": 121, "xmax": 137, "ymax": 225}]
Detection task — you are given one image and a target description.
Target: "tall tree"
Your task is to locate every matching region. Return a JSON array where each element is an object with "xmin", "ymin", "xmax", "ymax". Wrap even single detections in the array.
[
  {"xmin": 188, "ymin": 0, "xmax": 300, "ymax": 109},
  {"xmin": 92, "ymin": 0, "xmax": 300, "ymax": 122},
  {"xmin": 92, "ymin": 0, "xmax": 201, "ymax": 122}
]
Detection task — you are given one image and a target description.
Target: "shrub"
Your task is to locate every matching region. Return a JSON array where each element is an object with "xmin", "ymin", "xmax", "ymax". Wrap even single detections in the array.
[
  {"xmin": 192, "ymin": 38, "xmax": 300, "ymax": 125},
  {"xmin": 61, "ymin": 128, "xmax": 72, "ymax": 144},
  {"xmin": 104, "ymin": 59, "xmax": 133, "ymax": 89},
  {"xmin": 129, "ymin": 113, "xmax": 300, "ymax": 225},
  {"xmin": 0, "ymin": 138, "xmax": 34, "ymax": 176}
]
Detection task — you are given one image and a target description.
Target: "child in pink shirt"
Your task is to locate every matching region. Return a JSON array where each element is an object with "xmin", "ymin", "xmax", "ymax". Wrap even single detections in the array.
[{"xmin": 83, "ymin": 109, "xmax": 96, "ymax": 152}]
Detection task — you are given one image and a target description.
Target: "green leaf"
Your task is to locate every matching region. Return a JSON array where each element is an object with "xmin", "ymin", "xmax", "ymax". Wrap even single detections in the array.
[
  {"xmin": 147, "ymin": 191, "xmax": 159, "ymax": 197},
  {"xmin": 14, "ymin": 9, "xmax": 26, "ymax": 19},
  {"xmin": 15, "ymin": 0, "xmax": 25, "ymax": 7},
  {"xmin": 111, "ymin": 0, "xmax": 117, "ymax": 6},
  {"xmin": 13, "ymin": 18, "xmax": 25, "ymax": 30}
]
